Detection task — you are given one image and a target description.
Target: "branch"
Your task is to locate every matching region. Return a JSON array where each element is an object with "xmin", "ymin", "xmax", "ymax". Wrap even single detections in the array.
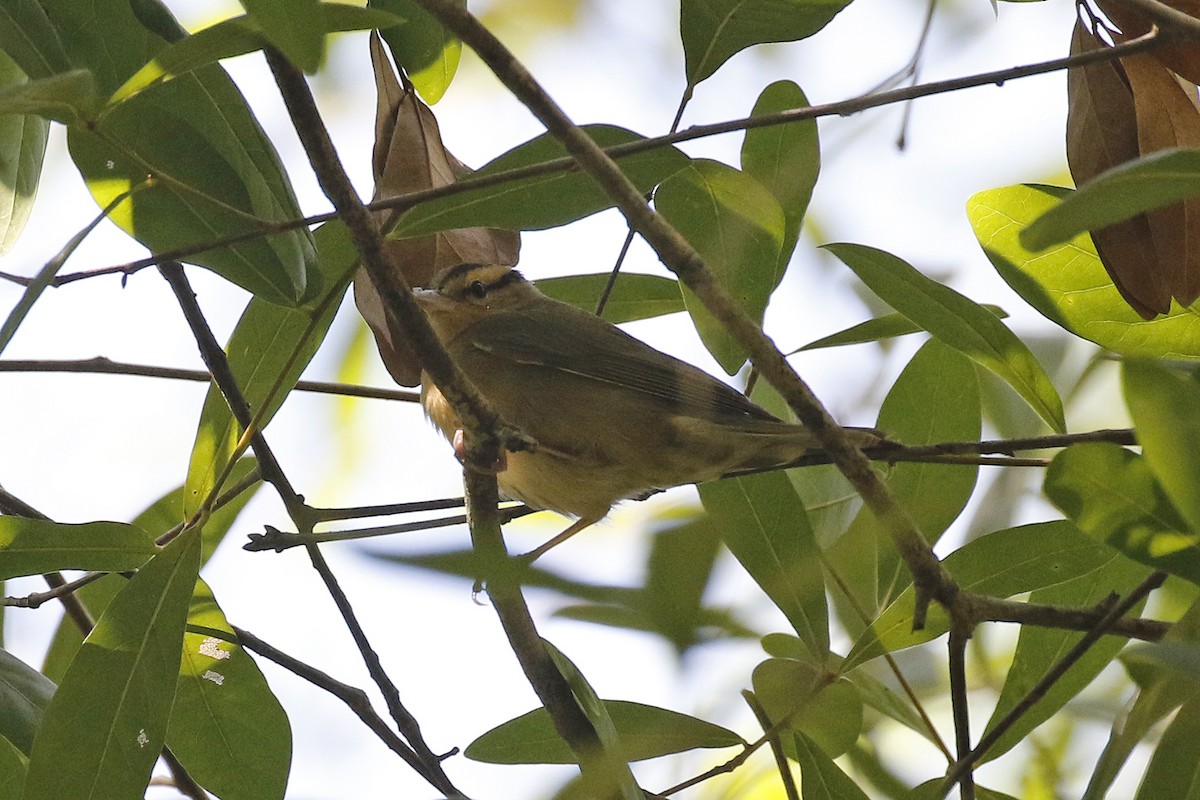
[
  {"xmin": 231, "ymin": 626, "xmax": 460, "ymax": 787},
  {"xmin": 940, "ymin": 571, "xmax": 1168, "ymax": 793},
  {"xmin": 0, "ymin": 357, "xmax": 419, "ymax": 402}
]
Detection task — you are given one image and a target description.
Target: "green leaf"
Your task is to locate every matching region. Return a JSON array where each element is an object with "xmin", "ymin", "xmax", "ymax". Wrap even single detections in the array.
[
  {"xmin": 826, "ymin": 340, "xmax": 980, "ymax": 624},
  {"xmin": 0, "ymin": 1, "xmax": 73, "ymax": 81},
  {"xmin": 39, "ymin": 460, "xmax": 258, "ymax": 684},
  {"xmin": 1046, "ymin": 443, "xmax": 1200, "ymax": 585},
  {"xmin": 0, "ymin": 50, "xmax": 49, "ymax": 258},
  {"xmin": 392, "ymin": 125, "xmax": 689, "ymax": 236},
  {"xmin": 825, "ymin": 241, "xmax": 1065, "ymax": 432},
  {"xmin": 111, "ymin": 5, "xmax": 401, "ymax": 103},
  {"xmin": 968, "ymin": 184, "xmax": 1200, "ymax": 359},
  {"xmin": 22, "ymin": 528, "xmax": 201, "ymax": 800},
  {"xmin": 792, "ymin": 731, "xmax": 870, "ymax": 800},
  {"xmin": 27, "ymin": 0, "xmax": 318, "ymax": 304},
  {"xmin": 0, "ymin": 734, "xmax": 26, "ymax": 799},
  {"xmin": 371, "ymin": 0, "xmax": 461, "ymax": 103},
  {"xmin": 0, "ymin": 649, "xmax": 55, "ymax": 754},
  {"xmin": 845, "ymin": 521, "xmax": 1118, "ymax": 669},
  {"xmin": 642, "ymin": 515, "xmax": 726, "ymax": 652},
  {"xmin": 979, "ymin": 551, "xmax": 1150, "ymax": 761},
  {"xmin": 544, "ymin": 644, "xmax": 642, "ymax": 800},
  {"xmin": 1021, "ymin": 149, "xmax": 1200, "ymax": 251},
  {"xmin": 680, "ymin": 0, "xmax": 852, "ymax": 87},
  {"xmin": 465, "ymin": 699, "xmax": 742, "ymax": 764},
  {"xmin": 1134, "ymin": 695, "xmax": 1200, "ymax": 799},
  {"xmin": 700, "ymin": 473, "xmax": 829, "ymax": 658},
  {"xmin": 741, "ymin": 80, "xmax": 818, "ymax": 269},
  {"xmin": 1123, "ymin": 360, "xmax": 1200, "ymax": 536},
  {"xmin": 795, "ymin": 306, "xmax": 1008, "ymax": 352},
  {"xmin": 242, "ymin": 0, "xmax": 323, "ymax": 73},
  {"xmin": 0, "ymin": 518, "xmax": 155, "ymax": 580},
  {"xmin": 0, "ymin": 67, "xmax": 94, "ymax": 125},
  {"xmin": 184, "ymin": 222, "xmax": 355, "ymax": 517},
  {"xmin": 656, "ymin": 159, "xmax": 785, "ymax": 373},
  {"xmin": 534, "ymin": 273, "xmax": 685, "ymax": 324},
  {"xmin": 166, "ymin": 580, "xmax": 290, "ymax": 800},
  {"xmin": 752, "ymin": 659, "xmax": 862, "ymax": 757}
]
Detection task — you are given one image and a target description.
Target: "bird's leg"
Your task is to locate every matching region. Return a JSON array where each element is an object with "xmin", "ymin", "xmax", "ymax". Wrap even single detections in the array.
[
  {"xmin": 452, "ymin": 429, "xmax": 508, "ymax": 473},
  {"xmin": 518, "ymin": 516, "xmax": 602, "ymax": 563}
]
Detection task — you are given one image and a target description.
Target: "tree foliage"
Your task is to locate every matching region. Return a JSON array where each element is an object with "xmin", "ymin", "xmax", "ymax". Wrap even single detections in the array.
[{"xmin": 4, "ymin": 1, "xmax": 1200, "ymax": 799}]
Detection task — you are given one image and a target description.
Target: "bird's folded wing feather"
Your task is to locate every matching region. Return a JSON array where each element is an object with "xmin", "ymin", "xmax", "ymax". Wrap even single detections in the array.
[{"xmin": 463, "ymin": 303, "xmax": 779, "ymax": 423}]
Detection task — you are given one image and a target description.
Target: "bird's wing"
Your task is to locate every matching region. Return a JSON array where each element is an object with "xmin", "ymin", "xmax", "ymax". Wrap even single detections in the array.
[{"xmin": 461, "ymin": 300, "xmax": 779, "ymax": 423}]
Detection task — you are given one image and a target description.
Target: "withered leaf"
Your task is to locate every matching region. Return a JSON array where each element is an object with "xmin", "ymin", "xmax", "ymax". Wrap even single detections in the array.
[
  {"xmin": 1067, "ymin": 19, "xmax": 1169, "ymax": 317},
  {"xmin": 353, "ymin": 34, "xmax": 520, "ymax": 385},
  {"xmin": 1098, "ymin": 0, "xmax": 1200, "ymax": 86},
  {"xmin": 1122, "ymin": 52, "xmax": 1200, "ymax": 307}
]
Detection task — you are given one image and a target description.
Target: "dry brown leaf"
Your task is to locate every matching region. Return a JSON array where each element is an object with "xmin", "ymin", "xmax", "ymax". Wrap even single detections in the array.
[
  {"xmin": 1067, "ymin": 19, "xmax": 1170, "ymax": 317},
  {"xmin": 353, "ymin": 34, "xmax": 520, "ymax": 386},
  {"xmin": 1123, "ymin": 52, "xmax": 1200, "ymax": 306},
  {"xmin": 1098, "ymin": 0, "xmax": 1200, "ymax": 85}
]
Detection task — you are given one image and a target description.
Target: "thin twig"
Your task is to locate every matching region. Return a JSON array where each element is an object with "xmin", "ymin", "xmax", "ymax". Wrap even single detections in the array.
[
  {"xmin": 947, "ymin": 625, "xmax": 975, "ymax": 800},
  {"xmin": 0, "ymin": 357, "xmax": 419, "ymax": 402},
  {"xmin": 232, "ymin": 625, "xmax": 465, "ymax": 794},
  {"xmin": 743, "ymin": 691, "xmax": 800, "ymax": 800}
]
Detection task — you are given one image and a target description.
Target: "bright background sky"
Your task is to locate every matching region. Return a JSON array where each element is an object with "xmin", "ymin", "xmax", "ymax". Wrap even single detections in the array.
[{"xmin": 0, "ymin": 1, "xmax": 1140, "ymax": 797}]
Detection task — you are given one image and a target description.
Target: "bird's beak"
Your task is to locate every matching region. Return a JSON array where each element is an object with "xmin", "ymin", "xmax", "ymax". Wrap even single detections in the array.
[{"xmin": 412, "ymin": 287, "xmax": 446, "ymax": 312}]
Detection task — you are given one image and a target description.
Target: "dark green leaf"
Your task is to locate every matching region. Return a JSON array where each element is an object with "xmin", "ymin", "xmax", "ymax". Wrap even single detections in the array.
[
  {"xmin": 825, "ymin": 242, "xmax": 1065, "ymax": 432},
  {"xmin": 1123, "ymin": 360, "xmax": 1200, "ymax": 536},
  {"xmin": 752, "ymin": 659, "xmax": 862, "ymax": 757},
  {"xmin": 968, "ymin": 184, "xmax": 1200, "ymax": 358},
  {"xmin": 392, "ymin": 125, "xmax": 689, "ymax": 236},
  {"xmin": 22, "ymin": 529, "xmax": 201, "ymax": 800},
  {"xmin": 642, "ymin": 515, "xmax": 725, "ymax": 651},
  {"xmin": 700, "ymin": 473, "xmax": 829, "ymax": 657},
  {"xmin": 465, "ymin": 699, "xmax": 742, "ymax": 764},
  {"xmin": 0, "ymin": 649, "xmax": 55, "ymax": 754},
  {"xmin": 680, "ymin": 0, "xmax": 852, "ymax": 87},
  {"xmin": 1134, "ymin": 695, "xmax": 1200, "ymax": 799},
  {"xmin": 792, "ymin": 731, "xmax": 870, "ymax": 800},
  {"xmin": 741, "ymin": 80, "xmax": 818, "ymax": 268},
  {"xmin": 979, "ymin": 551, "xmax": 1150, "ymax": 761},
  {"xmin": 112, "ymin": 6, "xmax": 401, "ymax": 103},
  {"xmin": 184, "ymin": 222, "xmax": 355, "ymax": 517},
  {"xmin": 0, "ymin": 1, "xmax": 73, "ymax": 81},
  {"xmin": 0, "ymin": 67, "xmax": 94, "ymax": 125},
  {"xmin": 1046, "ymin": 443, "xmax": 1200, "ymax": 585},
  {"xmin": 371, "ymin": 0, "xmax": 460, "ymax": 103},
  {"xmin": 827, "ymin": 340, "xmax": 980, "ymax": 625},
  {"xmin": 166, "ymin": 580, "xmax": 290, "ymax": 800},
  {"xmin": 32, "ymin": 0, "xmax": 316, "ymax": 304},
  {"xmin": 0, "ymin": 518, "xmax": 155, "ymax": 580},
  {"xmin": 1022, "ymin": 149, "xmax": 1200, "ymax": 251},
  {"xmin": 242, "ymin": 0, "xmax": 323, "ymax": 73},
  {"xmin": 795, "ymin": 306, "xmax": 1008, "ymax": 352},
  {"xmin": 535, "ymin": 273, "xmax": 685, "ymax": 324},
  {"xmin": 41, "ymin": 460, "xmax": 259, "ymax": 682},
  {"xmin": 657, "ymin": 159, "xmax": 785, "ymax": 373},
  {"xmin": 543, "ymin": 643, "xmax": 641, "ymax": 800},
  {"xmin": 845, "ymin": 521, "xmax": 1117, "ymax": 669},
  {"xmin": 0, "ymin": 734, "xmax": 25, "ymax": 799}
]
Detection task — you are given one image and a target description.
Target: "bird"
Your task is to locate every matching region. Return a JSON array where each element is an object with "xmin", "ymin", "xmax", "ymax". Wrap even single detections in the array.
[{"xmin": 414, "ymin": 263, "xmax": 886, "ymax": 559}]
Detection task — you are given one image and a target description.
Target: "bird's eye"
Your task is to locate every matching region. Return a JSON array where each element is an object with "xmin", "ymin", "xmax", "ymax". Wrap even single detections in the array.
[{"xmin": 466, "ymin": 280, "xmax": 488, "ymax": 300}]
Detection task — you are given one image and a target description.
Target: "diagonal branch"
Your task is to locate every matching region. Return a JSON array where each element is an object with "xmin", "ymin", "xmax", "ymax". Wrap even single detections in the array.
[{"xmin": 412, "ymin": 0, "xmax": 955, "ymax": 630}]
